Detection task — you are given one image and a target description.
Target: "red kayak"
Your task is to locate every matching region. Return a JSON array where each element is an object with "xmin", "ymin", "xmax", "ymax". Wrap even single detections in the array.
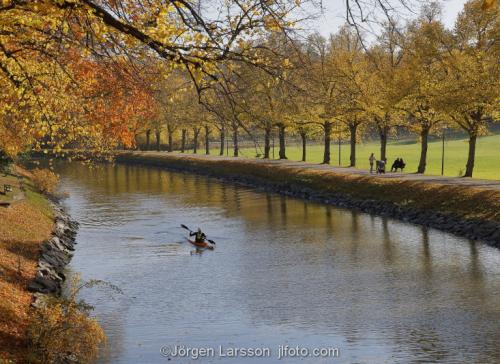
[{"xmin": 188, "ymin": 239, "xmax": 214, "ymax": 250}]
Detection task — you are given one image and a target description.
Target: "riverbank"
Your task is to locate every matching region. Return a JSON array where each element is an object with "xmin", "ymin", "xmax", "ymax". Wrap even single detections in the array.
[
  {"xmin": 0, "ymin": 166, "xmax": 103, "ymax": 363},
  {"xmin": 28, "ymin": 202, "xmax": 79, "ymax": 297},
  {"xmin": 0, "ymin": 166, "xmax": 55, "ymax": 361},
  {"xmin": 114, "ymin": 152, "xmax": 500, "ymax": 247}
]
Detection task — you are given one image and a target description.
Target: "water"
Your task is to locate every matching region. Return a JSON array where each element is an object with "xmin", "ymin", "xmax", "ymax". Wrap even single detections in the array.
[{"xmin": 56, "ymin": 161, "xmax": 500, "ymax": 364}]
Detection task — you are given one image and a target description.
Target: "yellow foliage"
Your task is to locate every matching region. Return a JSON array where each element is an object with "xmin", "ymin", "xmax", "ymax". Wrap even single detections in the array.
[
  {"xmin": 30, "ymin": 169, "xmax": 60, "ymax": 194},
  {"xmin": 28, "ymin": 294, "xmax": 106, "ymax": 364}
]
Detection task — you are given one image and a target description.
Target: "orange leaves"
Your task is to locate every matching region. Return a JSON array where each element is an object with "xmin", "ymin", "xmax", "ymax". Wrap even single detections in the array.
[
  {"xmin": 482, "ymin": 0, "xmax": 496, "ymax": 10},
  {"xmin": 0, "ymin": 0, "xmax": 161, "ymax": 156},
  {"xmin": 69, "ymin": 57, "xmax": 160, "ymax": 149}
]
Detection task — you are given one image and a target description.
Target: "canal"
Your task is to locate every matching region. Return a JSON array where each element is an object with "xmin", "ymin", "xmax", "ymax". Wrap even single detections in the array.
[{"xmin": 56, "ymin": 161, "xmax": 500, "ymax": 363}]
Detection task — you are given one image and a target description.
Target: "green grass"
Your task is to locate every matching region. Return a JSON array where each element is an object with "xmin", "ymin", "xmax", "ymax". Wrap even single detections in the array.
[
  {"xmin": 209, "ymin": 134, "xmax": 500, "ymax": 180},
  {"xmin": 0, "ymin": 173, "xmax": 19, "ymax": 203},
  {"xmin": 24, "ymin": 188, "xmax": 53, "ymax": 219},
  {"xmin": 0, "ymin": 168, "xmax": 53, "ymax": 217}
]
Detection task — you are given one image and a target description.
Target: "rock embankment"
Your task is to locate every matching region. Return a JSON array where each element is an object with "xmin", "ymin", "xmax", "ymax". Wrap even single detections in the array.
[{"xmin": 28, "ymin": 202, "xmax": 78, "ymax": 302}]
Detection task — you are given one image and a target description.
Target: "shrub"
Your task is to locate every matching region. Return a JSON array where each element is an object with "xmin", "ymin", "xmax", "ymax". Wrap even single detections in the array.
[
  {"xmin": 30, "ymin": 169, "xmax": 59, "ymax": 194},
  {"xmin": 27, "ymin": 277, "xmax": 108, "ymax": 364},
  {"xmin": 0, "ymin": 163, "xmax": 11, "ymax": 176}
]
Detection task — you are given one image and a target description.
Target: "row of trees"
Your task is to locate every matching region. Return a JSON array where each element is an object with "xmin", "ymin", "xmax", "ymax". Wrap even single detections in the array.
[
  {"xmin": 135, "ymin": 0, "xmax": 498, "ymax": 177},
  {"xmin": 0, "ymin": 0, "xmax": 498, "ymax": 177}
]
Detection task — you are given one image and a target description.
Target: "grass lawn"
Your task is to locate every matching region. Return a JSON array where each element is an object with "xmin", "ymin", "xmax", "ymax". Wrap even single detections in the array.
[{"xmin": 208, "ymin": 134, "xmax": 500, "ymax": 180}]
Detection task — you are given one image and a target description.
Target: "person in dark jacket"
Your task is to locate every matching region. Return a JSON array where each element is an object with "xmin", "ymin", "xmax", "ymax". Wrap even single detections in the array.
[
  {"xmin": 391, "ymin": 158, "xmax": 406, "ymax": 172},
  {"xmin": 190, "ymin": 228, "xmax": 206, "ymax": 243}
]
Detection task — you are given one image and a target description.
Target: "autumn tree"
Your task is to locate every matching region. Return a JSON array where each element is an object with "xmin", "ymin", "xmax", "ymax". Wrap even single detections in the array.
[
  {"xmin": 434, "ymin": 0, "xmax": 499, "ymax": 177},
  {"xmin": 201, "ymin": 76, "xmax": 245, "ymax": 157},
  {"xmin": 365, "ymin": 21, "xmax": 407, "ymax": 161},
  {"xmin": 200, "ymin": 86, "xmax": 231, "ymax": 155},
  {"xmin": 237, "ymin": 58, "xmax": 296, "ymax": 159},
  {"xmin": 0, "ymin": 0, "xmax": 307, "ymax": 157},
  {"xmin": 329, "ymin": 27, "xmax": 371, "ymax": 167},
  {"xmin": 299, "ymin": 33, "xmax": 340, "ymax": 164},
  {"xmin": 398, "ymin": 3, "xmax": 449, "ymax": 173},
  {"xmin": 150, "ymin": 71, "xmax": 184, "ymax": 152},
  {"xmin": 294, "ymin": 121, "xmax": 318, "ymax": 161}
]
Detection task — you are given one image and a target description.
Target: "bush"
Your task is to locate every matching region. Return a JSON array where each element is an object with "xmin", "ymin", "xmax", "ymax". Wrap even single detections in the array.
[
  {"xmin": 28, "ymin": 277, "xmax": 107, "ymax": 364},
  {"xmin": 0, "ymin": 162, "xmax": 11, "ymax": 175},
  {"xmin": 0, "ymin": 150, "xmax": 12, "ymax": 175},
  {"xmin": 30, "ymin": 169, "xmax": 59, "ymax": 194}
]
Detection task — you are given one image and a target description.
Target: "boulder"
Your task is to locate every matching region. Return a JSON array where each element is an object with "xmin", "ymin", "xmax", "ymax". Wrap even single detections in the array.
[{"xmin": 28, "ymin": 276, "xmax": 60, "ymax": 294}]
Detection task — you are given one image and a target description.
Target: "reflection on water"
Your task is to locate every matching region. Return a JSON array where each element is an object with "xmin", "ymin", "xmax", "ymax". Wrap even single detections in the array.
[{"xmin": 56, "ymin": 161, "xmax": 500, "ymax": 364}]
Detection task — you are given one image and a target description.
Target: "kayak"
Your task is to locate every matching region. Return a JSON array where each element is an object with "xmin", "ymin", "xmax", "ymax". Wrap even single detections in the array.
[{"xmin": 188, "ymin": 239, "xmax": 214, "ymax": 250}]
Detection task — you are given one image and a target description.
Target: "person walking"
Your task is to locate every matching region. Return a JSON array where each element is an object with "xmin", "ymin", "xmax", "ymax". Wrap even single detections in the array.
[{"xmin": 369, "ymin": 153, "xmax": 375, "ymax": 174}]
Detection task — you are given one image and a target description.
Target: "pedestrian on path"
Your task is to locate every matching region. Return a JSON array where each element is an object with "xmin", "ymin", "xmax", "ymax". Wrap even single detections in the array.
[
  {"xmin": 376, "ymin": 159, "xmax": 386, "ymax": 174},
  {"xmin": 369, "ymin": 153, "xmax": 375, "ymax": 174}
]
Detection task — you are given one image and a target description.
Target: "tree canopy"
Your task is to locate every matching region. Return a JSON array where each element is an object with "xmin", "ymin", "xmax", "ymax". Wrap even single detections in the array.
[{"xmin": 1, "ymin": 0, "xmax": 498, "ymax": 177}]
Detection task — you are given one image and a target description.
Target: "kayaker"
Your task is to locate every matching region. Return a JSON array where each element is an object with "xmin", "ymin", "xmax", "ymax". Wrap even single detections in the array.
[{"xmin": 190, "ymin": 228, "xmax": 206, "ymax": 243}]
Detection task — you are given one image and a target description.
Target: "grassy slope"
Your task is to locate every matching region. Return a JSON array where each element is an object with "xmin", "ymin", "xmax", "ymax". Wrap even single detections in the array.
[
  {"xmin": 0, "ymin": 167, "xmax": 53, "ymax": 363},
  {"xmin": 209, "ymin": 134, "xmax": 500, "ymax": 180}
]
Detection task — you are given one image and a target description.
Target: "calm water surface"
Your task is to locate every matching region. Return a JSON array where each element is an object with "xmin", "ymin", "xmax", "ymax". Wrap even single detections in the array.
[{"xmin": 56, "ymin": 161, "xmax": 500, "ymax": 364}]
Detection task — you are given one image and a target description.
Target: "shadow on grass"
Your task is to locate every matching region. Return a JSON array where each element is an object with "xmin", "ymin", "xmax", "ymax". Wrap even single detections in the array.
[{"xmin": 3, "ymin": 240, "xmax": 40, "ymax": 266}]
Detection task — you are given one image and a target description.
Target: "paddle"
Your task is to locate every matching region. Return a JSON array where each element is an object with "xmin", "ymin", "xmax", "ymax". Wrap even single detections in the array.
[
  {"xmin": 180, "ymin": 224, "xmax": 193, "ymax": 233},
  {"xmin": 180, "ymin": 224, "xmax": 216, "ymax": 245}
]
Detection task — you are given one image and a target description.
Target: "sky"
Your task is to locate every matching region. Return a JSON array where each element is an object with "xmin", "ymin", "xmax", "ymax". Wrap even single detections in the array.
[{"xmin": 306, "ymin": 0, "xmax": 469, "ymax": 37}]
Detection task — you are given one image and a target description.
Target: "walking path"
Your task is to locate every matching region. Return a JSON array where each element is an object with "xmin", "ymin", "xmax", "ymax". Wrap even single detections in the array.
[{"xmin": 126, "ymin": 151, "xmax": 500, "ymax": 192}]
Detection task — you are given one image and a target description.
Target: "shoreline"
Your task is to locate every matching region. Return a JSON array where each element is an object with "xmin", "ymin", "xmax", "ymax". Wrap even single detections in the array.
[
  {"xmin": 28, "ymin": 199, "xmax": 79, "ymax": 303},
  {"xmin": 0, "ymin": 165, "xmax": 103, "ymax": 363},
  {"xmin": 113, "ymin": 151, "xmax": 500, "ymax": 248},
  {"xmin": 0, "ymin": 166, "xmax": 56, "ymax": 362}
]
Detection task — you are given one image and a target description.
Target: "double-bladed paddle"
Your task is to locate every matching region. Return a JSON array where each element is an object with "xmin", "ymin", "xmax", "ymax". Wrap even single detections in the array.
[{"xmin": 180, "ymin": 224, "xmax": 216, "ymax": 245}]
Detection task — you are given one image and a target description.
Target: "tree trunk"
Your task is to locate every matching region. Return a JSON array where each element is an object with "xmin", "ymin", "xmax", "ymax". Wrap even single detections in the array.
[
  {"xmin": 181, "ymin": 129, "xmax": 187, "ymax": 153},
  {"xmin": 145, "ymin": 129, "xmax": 151, "ymax": 151},
  {"xmin": 193, "ymin": 132, "xmax": 198, "ymax": 153},
  {"xmin": 349, "ymin": 124, "xmax": 357, "ymax": 167},
  {"xmin": 155, "ymin": 130, "xmax": 161, "ymax": 151},
  {"xmin": 219, "ymin": 126, "xmax": 225, "ymax": 156},
  {"xmin": 417, "ymin": 127, "xmax": 429, "ymax": 174},
  {"xmin": 205, "ymin": 125, "xmax": 210, "ymax": 155},
  {"xmin": 167, "ymin": 126, "xmax": 173, "ymax": 152},
  {"xmin": 232, "ymin": 121, "xmax": 238, "ymax": 157},
  {"xmin": 378, "ymin": 125, "xmax": 388, "ymax": 161},
  {"xmin": 323, "ymin": 122, "xmax": 332, "ymax": 164},
  {"xmin": 300, "ymin": 131, "xmax": 307, "ymax": 162},
  {"xmin": 134, "ymin": 134, "xmax": 140, "ymax": 150},
  {"xmin": 464, "ymin": 132, "xmax": 477, "ymax": 177},
  {"xmin": 193, "ymin": 128, "xmax": 200, "ymax": 154},
  {"xmin": 278, "ymin": 124, "xmax": 287, "ymax": 159},
  {"xmin": 264, "ymin": 126, "xmax": 271, "ymax": 159}
]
